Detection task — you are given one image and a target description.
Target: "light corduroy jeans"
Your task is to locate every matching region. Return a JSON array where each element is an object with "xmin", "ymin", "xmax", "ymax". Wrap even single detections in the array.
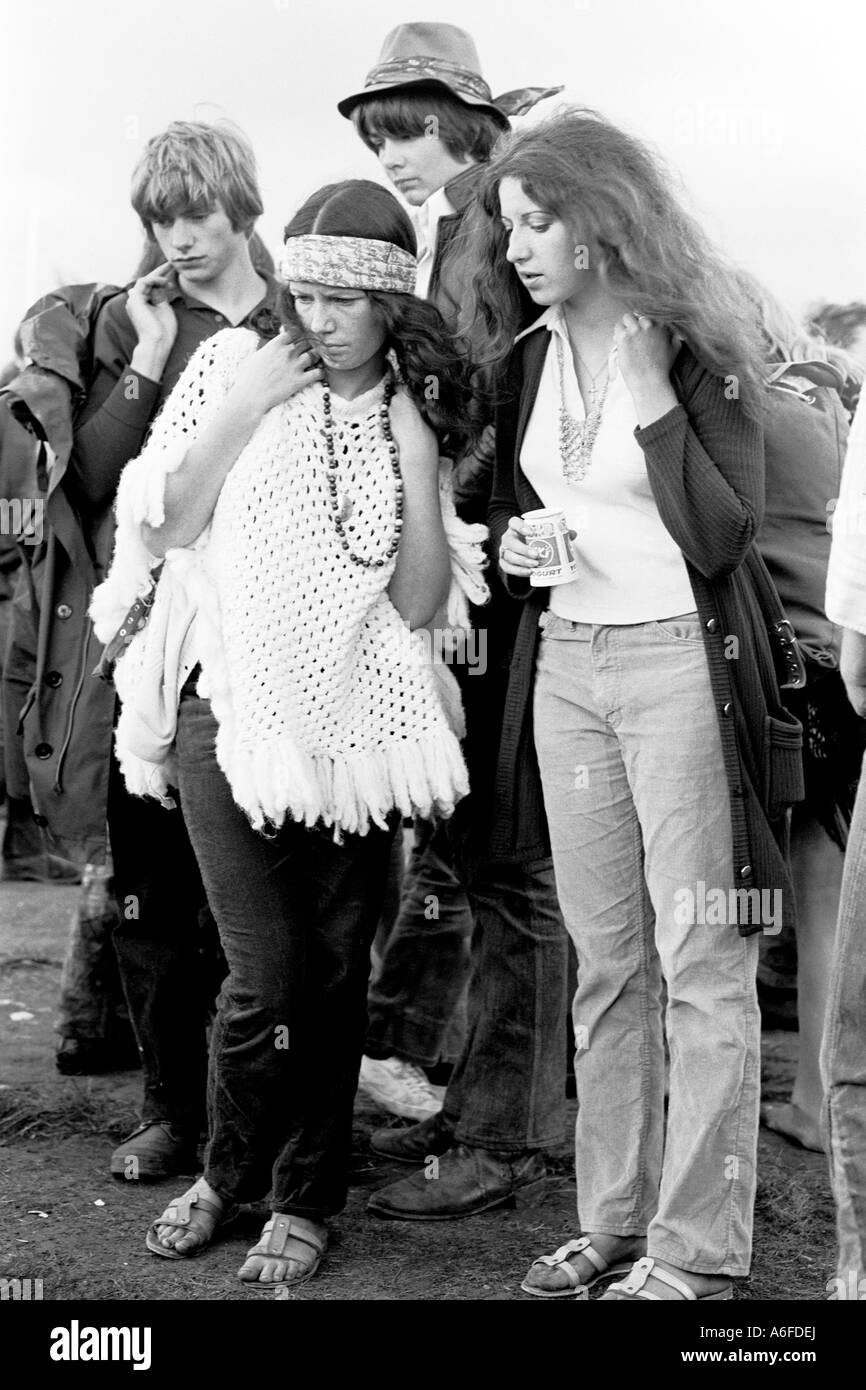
[{"xmin": 533, "ymin": 610, "xmax": 761, "ymax": 1276}]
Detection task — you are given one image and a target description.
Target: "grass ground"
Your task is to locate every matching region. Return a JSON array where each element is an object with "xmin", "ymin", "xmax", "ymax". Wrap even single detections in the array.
[{"xmin": 0, "ymin": 881, "xmax": 836, "ymax": 1301}]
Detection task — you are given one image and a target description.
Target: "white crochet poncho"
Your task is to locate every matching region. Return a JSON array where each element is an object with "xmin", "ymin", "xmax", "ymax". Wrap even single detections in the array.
[{"xmin": 91, "ymin": 328, "xmax": 490, "ymax": 837}]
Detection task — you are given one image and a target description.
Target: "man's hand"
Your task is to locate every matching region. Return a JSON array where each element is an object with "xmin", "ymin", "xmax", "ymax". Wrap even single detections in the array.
[
  {"xmin": 840, "ymin": 627, "xmax": 866, "ymax": 717},
  {"xmin": 126, "ymin": 263, "xmax": 179, "ymax": 382}
]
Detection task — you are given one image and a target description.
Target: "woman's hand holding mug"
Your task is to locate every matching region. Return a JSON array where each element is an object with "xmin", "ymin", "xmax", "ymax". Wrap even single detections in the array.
[
  {"xmin": 499, "ymin": 516, "xmax": 541, "ymax": 577},
  {"xmin": 499, "ymin": 515, "xmax": 577, "ymax": 579}
]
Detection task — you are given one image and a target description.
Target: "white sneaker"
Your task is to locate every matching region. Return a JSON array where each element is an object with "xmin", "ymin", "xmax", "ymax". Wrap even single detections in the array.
[{"xmin": 357, "ymin": 1055, "xmax": 443, "ymax": 1121}]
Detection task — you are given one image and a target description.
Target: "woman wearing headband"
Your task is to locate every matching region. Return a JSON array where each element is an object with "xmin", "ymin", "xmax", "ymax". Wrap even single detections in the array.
[
  {"xmin": 91, "ymin": 179, "xmax": 487, "ymax": 1291},
  {"xmin": 458, "ymin": 110, "xmax": 803, "ymax": 1301}
]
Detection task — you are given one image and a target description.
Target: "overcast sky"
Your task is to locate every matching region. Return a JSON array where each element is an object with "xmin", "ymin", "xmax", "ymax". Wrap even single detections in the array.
[{"xmin": 3, "ymin": 0, "xmax": 864, "ymax": 348}]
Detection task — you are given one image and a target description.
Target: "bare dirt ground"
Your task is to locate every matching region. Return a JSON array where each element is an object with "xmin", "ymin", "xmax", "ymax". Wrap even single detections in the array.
[{"xmin": 0, "ymin": 880, "xmax": 836, "ymax": 1302}]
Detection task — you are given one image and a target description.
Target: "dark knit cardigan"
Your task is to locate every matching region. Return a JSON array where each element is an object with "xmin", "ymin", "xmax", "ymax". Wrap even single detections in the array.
[{"xmin": 487, "ymin": 328, "xmax": 803, "ymax": 935}]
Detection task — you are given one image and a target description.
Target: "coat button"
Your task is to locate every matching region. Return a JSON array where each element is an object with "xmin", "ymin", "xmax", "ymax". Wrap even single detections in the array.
[
  {"xmin": 705, "ymin": 618, "xmax": 719, "ymax": 634},
  {"xmin": 34, "ymin": 742, "xmax": 53, "ymax": 759},
  {"xmin": 44, "ymin": 671, "xmax": 63, "ymax": 688},
  {"xmin": 739, "ymin": 864, "xmax": 753, "ymax": 880},
  {"xmin": 32, "ymin": 812, "xmax": 48, "ymax": 827},
  {"xmin": 56, "ymin": 604, "xmax": 72, "ymax": 619},
  {"xmin": 721, "ymin": 700, "xmax": 733, "ymax": 716}
]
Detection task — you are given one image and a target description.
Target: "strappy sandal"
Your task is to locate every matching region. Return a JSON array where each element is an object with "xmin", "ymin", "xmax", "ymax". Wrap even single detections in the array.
[
  {"xmin": 521, "ymin": 1235, "xmax": 634, "ymax": 1299},
  {"xmin": 238, "ymin": 1214, "xmax": 327, "ymax": 1291},
  {"xmin": 145, "ymin": 1181, "xmax": 237, "ymax": 1260},
  {"xmin": 604, "ymin": 1257, "xmax": 733, "ymax": 1301}
]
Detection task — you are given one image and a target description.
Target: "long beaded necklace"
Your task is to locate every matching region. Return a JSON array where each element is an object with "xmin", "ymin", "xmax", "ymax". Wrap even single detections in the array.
[
  {"xmin": 556, "ymin": 334, "xmax": 610, "ymax": 485},
  {"xmin": 321, "ymin": 375, "xmax": 403, "ymax": 568}
]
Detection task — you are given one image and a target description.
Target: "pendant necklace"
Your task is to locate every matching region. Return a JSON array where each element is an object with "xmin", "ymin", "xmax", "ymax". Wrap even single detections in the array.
[
  {"xmin": 573, "ymin": 342, "xmax": 610, "ymax": 409},
  {"xmin": 556, "ymin": 334, "xmax": 611, "ymax": 484},
  {"xmin": 321, "ymin": 375, "xmax": 404, "ymax": 569}
]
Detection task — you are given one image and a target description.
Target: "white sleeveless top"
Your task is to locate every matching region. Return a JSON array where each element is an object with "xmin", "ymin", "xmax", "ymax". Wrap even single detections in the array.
[{"xmin": 519, "ymin": 307, "xmax": 695, "ymax": 623}]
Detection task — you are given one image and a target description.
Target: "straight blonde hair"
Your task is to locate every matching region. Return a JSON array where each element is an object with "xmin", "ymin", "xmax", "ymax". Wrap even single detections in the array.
[{"xmin": 131, "ymin": 120, "xmax": 263, "ymax": 235}]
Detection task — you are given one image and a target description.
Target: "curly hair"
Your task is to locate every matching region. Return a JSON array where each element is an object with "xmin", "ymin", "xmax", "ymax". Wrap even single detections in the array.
[
  {"xmin": 456, "ymin": 108, "xmax": 770, "ymax": 421},
  {"xmin": 736, "ymin": 268, "xmax": 864, "ymax": 387},
  {"xmin": 280, "ymin": 179, "xmax": 479, "ymax": 443}
]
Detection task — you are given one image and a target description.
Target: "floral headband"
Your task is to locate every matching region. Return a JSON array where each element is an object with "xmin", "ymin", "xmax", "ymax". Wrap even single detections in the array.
[{"xmin": 279, "ymin": 234, "xmax": 417, "ymax": 295}]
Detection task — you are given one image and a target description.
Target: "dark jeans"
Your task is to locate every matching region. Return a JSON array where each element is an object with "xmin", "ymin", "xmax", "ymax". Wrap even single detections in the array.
[
  {"xmin": 439, "ymin": 795, "xmax": 570, "ymax": 1154},
  {"xmin": 175, "ymin": 687, "xmax": 396, "ymax": 1219},
  {"xmin": 56, "ymin": 866, "xmax": 131, "ymax": 1044},
  {"xmin": 108, "ymin": 752, "xmax": 220, "ymax": 1135},
  {"xmin": 366, "ymin": 818, "xmax": 473, "ymax": 1066}
]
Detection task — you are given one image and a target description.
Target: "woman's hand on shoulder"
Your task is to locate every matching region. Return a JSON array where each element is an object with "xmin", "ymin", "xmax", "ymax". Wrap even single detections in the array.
[
  {"xmin": 227, "ymin": 328, "xmax": 323, "ymax": 421},
  {"xmin": 613, "ymin": 313, "xmax": 678, "ymax": 385},
  {"xmin": 614, "ymin": 313, "xmax": 680, "ymax": 425},
  {"xmin": 389, "ymin": 386, "xmax": 440, "ymax": 470}
]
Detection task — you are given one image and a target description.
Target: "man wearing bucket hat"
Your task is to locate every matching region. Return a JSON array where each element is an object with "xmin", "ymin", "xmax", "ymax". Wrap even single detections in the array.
[
  {"xmin": 340, "ymin": 23, "xmax": 571, "ymax": 1223},
  {"xmin": 339, "ymin": 22, "xmax": 559, "ymax": 309}
]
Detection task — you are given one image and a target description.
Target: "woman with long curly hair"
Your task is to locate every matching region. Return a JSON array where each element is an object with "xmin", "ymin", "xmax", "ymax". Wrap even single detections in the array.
[
  {"xmin": 458, "ymin": 109, "xmax": 804, "ymax": 1301},
  {"xmin": 90, "ymin": 179, "xmax": 488, "ymax": 1291}
]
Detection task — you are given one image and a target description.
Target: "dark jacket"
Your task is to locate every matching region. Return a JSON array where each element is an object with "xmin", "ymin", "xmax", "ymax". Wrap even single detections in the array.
[
  {"xmin": 4, "ymin": 278, "xmax": 279, "ymax": 863},
  {"xmin": 426, "ymin": 165, "xmax": 542, "ymax": 860},
  {"xmin": 0, "ymin": 284, "xmax": 125, "ymax": 859},
  {"xmin": 0, "ymin": 408, "xmax": 42, "ymax": 802},
  {"xmin": 488, "ymin": 328, "xmax": 803, "ymax": 930},
  {"xmin": 758, "ymin": 359, "xmax": 849, "ymax": 670},
  {"xmin": 435, "ymin": 164, "xmax": 535, "ymax": 524},
  {"xmin": 430, "ymin": 164, "xmax": 495, "ymax": 522},
  {"xmin": 428, "ymin": 164, "xmax": 487, "ymax": 324}
]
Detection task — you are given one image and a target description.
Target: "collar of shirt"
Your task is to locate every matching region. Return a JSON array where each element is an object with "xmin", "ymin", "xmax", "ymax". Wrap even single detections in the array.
[
  {"xmin": 412, "ymin": 187, "xmax": 456, "ymax": 251},
  {"xmin": 412, "ymin": 187, "xmax": 456, "ymax": 297},
  {"xmin": 164, "ymin": 271, "xmax": 281, "ymax": 332},
  {"xmin": 515, "ymin": 303, "xmax": 563, "ymax": 344},
  {"xmin": 516, "ymin": 302, "xmax": 623, "ymax": 411},
  {"xmin": 515, "ymin": 304, "xmax": 619, "ymax": 381}
]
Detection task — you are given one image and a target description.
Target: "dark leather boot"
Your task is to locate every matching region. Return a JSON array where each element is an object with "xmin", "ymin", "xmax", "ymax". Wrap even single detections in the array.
[
  {"xmin": 369, "ymin": 1111, "xmax": 455, "ymax": 1164},
  {"xmin": 367, "ymin": 1144, "xmax": 547, "ymax": 1220},
  {"xmin": 110, "ymin": 1121, "xmax": 198, "ymax": 1181}
]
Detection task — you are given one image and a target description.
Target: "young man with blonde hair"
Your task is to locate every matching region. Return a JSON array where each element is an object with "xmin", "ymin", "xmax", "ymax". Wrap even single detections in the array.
[{"xmin": 24, "ymin": 119, "xmax": 280, "ymax": 1181}]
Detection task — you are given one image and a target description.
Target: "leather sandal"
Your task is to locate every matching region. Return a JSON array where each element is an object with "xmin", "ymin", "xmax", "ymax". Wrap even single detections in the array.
[
  {"xmin": 238, "ymin": 1215, "xmax": 327, "ymax": 1291},
  {"xmin": 145, "ymin": 1181, "xmax": 237, "ymax": 1260},
  {"xmin": 605, "ymin": 1256, "xmax": 733, "ymax": 1301},
  {"xmin": 521, "ymin": 1235, "xmax": 633, "ymax": 1299}
]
